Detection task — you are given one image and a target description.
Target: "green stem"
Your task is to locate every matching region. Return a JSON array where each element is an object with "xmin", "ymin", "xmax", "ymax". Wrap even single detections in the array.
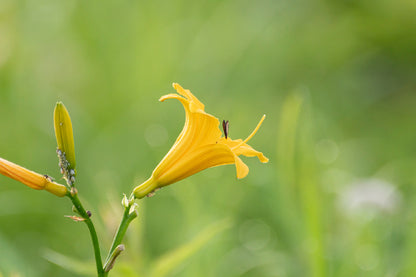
[
  {"xmin": 69, "ymin": 192, "xmax": 104, "ymax": 277},
  {"xmin": 103, "ymin": 203, "xmax": 138, "ymax": 275}
]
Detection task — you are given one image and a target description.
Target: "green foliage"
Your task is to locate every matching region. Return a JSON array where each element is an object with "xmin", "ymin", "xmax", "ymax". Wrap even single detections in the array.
[
  {"xmin": 148, "ymin": 218, "xmax": 232, "ymax": 277},
  {"xmin": 43, "ymin": 249, "xmax": 95, "ymax": 276},
  {"xmin": 0, "ymin": 232, "xmax": 28, "ymax": 276}
]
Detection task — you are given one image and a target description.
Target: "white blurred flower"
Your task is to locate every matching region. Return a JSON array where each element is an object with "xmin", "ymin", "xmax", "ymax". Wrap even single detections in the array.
[{"xmin": 339, "ymin": 178, "xmax": 401, "ymax": 216}]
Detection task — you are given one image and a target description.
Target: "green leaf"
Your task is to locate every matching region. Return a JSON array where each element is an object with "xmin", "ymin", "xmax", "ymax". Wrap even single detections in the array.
[
  {"xmin": 148, "ymin": 218, "xmax": 233, "ymax": 277},
  {"xmin": 43, "ymin": 249, "xmax": 95, "ymax": 276},
  {"xmin": 0, "ymin": 232, "xmax": 27, "ymax": 276}
]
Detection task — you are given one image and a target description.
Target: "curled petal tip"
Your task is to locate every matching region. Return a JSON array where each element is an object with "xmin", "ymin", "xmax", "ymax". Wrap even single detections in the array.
[
  {"xmin": 172, "ymin": 83, "xmax": 180, "ymax": 89},
  {"xmin": 261, "ymin": 156, "xmax": 269, "ymax": 163},
  {"xmin": 159, "ymin": 93, "xmax": 185, "ymax": 103}
]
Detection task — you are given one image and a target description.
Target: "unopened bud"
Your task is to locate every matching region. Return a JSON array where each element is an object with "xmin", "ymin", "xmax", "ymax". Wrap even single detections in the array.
[
  {"xmin": 104, "ymin": 244, "xmax": 125, "ymax": 273},
  {"xmin": 0, "ymin": 157, "xmax": 67, "ymax": 197},
  {"xmin": 54, "ymin": 102, "xmax": 76, "ymax": 176}
]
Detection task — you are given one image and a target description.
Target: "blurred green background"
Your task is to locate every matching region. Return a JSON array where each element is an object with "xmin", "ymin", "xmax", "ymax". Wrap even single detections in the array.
[{"xmin": 0, "ymin": 0, "xmax": 416, "ymax": 276}]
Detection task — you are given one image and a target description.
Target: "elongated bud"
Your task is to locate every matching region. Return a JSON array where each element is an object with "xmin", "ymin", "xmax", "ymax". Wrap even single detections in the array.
[
  {"xmin": 54, "ymin": 102, "xmax": 76, "ymax": 185},
  {"xmin": 104, "ymin": 244, "xmax": 125, "ymax": 272},
  {"xmin": 0, "ymin": 157, "xmax": 67, "ymax": 197}
]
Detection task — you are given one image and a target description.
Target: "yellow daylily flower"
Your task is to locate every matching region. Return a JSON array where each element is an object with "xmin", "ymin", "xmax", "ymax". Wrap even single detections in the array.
[
  {"xmin": 133, "ymin": 83, "xmax": 268, "ymax": 199},
  {"xmin": 0, "ymin": 157, "xmax": 68, "ymax": 197}
]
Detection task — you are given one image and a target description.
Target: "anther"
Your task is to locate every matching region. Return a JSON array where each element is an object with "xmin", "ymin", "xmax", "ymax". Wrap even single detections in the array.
[{"xmin": 222, "ymin": 120, "xmax": 229, "ymax": 139}]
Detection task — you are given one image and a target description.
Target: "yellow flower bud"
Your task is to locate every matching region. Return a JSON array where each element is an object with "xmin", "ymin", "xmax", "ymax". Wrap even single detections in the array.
[
  {"xmin": 0, "ymin": 157, "xmax": 67, "ymax": 197},
  {"xmin": 54, "ymin": 102, "xmax": 77, "ymax": 185},
  {"xmin": 54, "ymin": 102, "xmax": 76, "ymax": 170}
]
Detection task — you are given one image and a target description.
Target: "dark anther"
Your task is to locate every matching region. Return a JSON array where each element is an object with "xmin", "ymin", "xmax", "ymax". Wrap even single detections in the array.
[
  {"xmin": 222, "ymin": 120, "xmax": 229, "ymax": 139},
  {"xmin": 86, "ymin": 210, "xmax": 92, "ymax": 217}
]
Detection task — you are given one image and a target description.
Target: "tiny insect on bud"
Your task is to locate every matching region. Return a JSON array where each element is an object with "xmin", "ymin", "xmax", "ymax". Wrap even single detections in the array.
[
  {"xmin": 146, "ymin": 191, "xmax": 156, "ymax": 197},
  {"xmin": 43, "ymin": 174, "xmax": 54, "ymax": 182},
  {"xmin": 86, "ymin": 210, "xmax": 92, "ymax": 217}
]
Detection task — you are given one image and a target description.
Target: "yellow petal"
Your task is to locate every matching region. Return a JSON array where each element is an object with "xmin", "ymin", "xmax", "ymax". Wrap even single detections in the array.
[
  {"xmin": 235, "ymin": 144, "xmax": 269, "ymax": 163},
  {"xmin": 159, "ymin": 93, "xmax": 189, "ymax": 108},
  {"xmin": 234, "ymin": 155, "xmax": 249, "ymax": 179},
  {"xmin": 153, "ymin": 98, "xmax": 221, "ymax": 178},
  {"xmin": 218, "ymin": 138, "xmax": 269, "ymax": 163},
  {"xmin": 157, "ymin": 143, "xmax": 235, "ymax": 185},
  {"xmin": 172, "ymin": 83, "xmax": 205, "ymax": 113}
]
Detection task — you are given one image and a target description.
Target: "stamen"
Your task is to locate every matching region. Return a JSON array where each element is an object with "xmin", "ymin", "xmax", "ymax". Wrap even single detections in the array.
[
  {"xmin": 232, "ymin": 114, "xmax": 266, "ymax": 149},
  {"xmin": 222, "ymin": 120, "xmax": 229, "ymax": 139}
]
